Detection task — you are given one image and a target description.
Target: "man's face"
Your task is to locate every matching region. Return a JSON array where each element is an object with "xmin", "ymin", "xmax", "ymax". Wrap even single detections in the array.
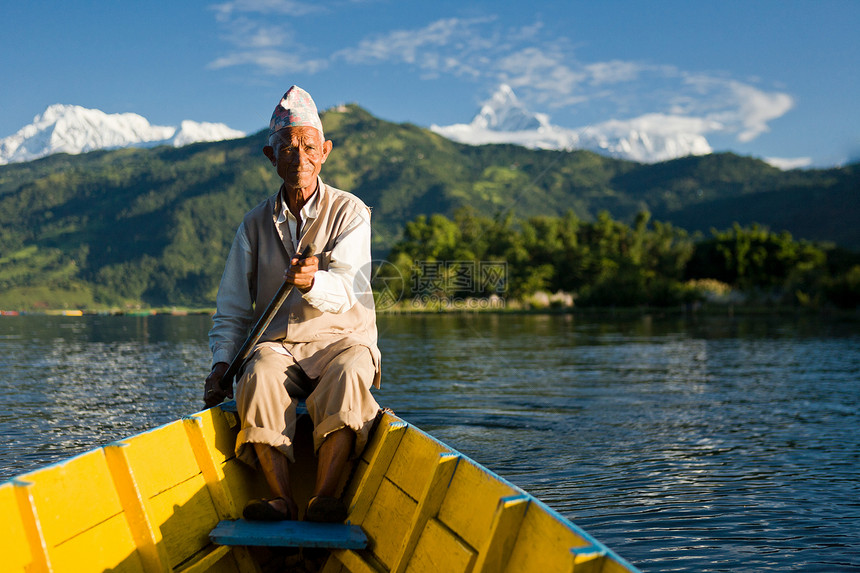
[{"xmin": 264, "ymin": 126, "xmax": 332, "ymax": 194}]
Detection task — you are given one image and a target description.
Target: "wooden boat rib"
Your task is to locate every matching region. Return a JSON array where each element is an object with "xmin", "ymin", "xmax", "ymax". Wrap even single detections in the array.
[{"xmin": 2, "ymin": 403, "xmax": 640, "ymax": 572}]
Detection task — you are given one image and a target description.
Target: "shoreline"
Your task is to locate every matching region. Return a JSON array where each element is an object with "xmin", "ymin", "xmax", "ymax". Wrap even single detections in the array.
[{"xmin": 2, "ymin": 303, "xmax": 857, "ymax": 320}]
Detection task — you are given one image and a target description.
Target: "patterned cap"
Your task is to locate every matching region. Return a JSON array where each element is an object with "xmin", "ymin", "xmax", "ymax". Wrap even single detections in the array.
[{"xmin": 268, "ymin": 85, "xmax": 324, "ymax": 139}]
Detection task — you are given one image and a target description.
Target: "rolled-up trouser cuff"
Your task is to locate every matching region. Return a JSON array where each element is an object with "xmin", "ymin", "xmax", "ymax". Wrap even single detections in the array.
[
  {"xmin": 234, "ymin": 346, "xmax": 310, "ymax": 468},
  {"xmin": 312, "ymin": 407, "xmax": 379, "ymax": 459},
  {"xmin": 236, "ymin": 427, "xmax": 296, "ymax": 465},
  {"xmin": 306, "ymin": 345, "xmax": 379, "ymax": 458}
]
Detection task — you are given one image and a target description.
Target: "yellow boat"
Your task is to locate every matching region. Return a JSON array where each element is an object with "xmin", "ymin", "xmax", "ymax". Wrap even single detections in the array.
[{"xmin": 2, "ymin": 402, "xmax": 640, "ymax": 572}]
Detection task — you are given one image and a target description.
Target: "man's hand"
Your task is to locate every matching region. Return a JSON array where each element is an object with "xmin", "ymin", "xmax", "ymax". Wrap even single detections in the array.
[
  {"xmin": 204, "ymin": 362, "xmax": 232, "ymax": 408},
  {"xmin": 284, "ymin": 254, "xmax": 318, "ymax": 292}
]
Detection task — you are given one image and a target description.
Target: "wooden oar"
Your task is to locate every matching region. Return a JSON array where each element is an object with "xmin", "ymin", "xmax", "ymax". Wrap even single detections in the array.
[{"xmin": 217, "ymin": 242, "xmax": 317, "ymax": 392}]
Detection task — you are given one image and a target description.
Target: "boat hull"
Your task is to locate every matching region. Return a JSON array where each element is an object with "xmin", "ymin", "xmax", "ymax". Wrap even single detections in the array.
[{"xmin": 2, "ymin": 404, "xmax": 639, "ymax": 572}]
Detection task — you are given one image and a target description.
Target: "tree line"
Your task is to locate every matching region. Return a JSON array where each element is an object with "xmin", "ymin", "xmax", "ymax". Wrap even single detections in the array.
[{"xmin": 382, "ymin": 208, "xmax": 860, "ymax": 310}]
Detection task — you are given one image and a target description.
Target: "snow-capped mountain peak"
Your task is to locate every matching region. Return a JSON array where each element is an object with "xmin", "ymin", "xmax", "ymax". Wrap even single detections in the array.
[
  {"xmin": 431, "ymin": 85, "xmax": 713, "ymax": 163},
  {"xmin": 471, "ymin": 84, "xmax": 551, "ymax": 132},
  {"xmin": 0, "ymin": 104, "xmax": 245, "ymax": 165}
]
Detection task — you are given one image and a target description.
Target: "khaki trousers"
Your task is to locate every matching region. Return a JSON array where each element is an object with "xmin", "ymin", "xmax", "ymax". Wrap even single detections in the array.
[{"xmin": 234, "ymin": 344, "xmax": 379, "ymax": 466}]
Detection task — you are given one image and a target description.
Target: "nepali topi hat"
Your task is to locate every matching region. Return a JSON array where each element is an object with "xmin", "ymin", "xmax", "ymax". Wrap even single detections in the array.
[{"xmin": 269, "ymin": 85, "xmax": 324, "ymax": 140}]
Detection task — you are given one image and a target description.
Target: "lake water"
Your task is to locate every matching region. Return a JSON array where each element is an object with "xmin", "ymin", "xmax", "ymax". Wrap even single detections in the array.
[{"xmin": 1, "ymin": 312, "xmax": 858, "ymax": 572}]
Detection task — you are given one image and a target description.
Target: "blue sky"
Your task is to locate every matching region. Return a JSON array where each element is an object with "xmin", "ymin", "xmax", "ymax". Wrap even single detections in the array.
[{"xmin": 2, "ymin": 0, "xmax": 858, "ymax": 167}]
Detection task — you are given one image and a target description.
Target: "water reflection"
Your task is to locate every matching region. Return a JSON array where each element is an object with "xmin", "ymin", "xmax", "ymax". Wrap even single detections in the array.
[
  {"xmin": 1, "ymin": 312, "xmax": 858, "ymax": 572},
  {"xmin": 0, "ymin": 315, "xmax": 212, "ymax": 474},
  {"xmin": 373, "ymin": 313, "xmax": 860, "ymax": 572}
]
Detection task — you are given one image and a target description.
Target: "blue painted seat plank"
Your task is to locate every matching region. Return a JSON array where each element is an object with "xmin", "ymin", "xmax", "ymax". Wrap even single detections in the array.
[{"xmin": 210, "ymin": 519, "xmax": 368, "ymax": 549}]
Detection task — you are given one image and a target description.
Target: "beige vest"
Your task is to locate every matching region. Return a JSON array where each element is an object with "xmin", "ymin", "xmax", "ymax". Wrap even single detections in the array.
[{"xmin": 243, "ymin": 180, "xmax": 381, "ymax": 386}]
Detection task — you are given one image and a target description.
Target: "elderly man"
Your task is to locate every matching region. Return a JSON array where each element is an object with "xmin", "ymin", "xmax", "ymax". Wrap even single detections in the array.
[{"xmin": 203, "ymin": 86, "xmax": 381, "ymax": 523}]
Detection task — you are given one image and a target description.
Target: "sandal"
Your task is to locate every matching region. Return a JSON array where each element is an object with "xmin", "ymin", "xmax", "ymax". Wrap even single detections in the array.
[
  {"xmin": 243, "ymin": 497, "xmax": 294, "ymax": 521},
  {"xmin": 305, "ymin": 495, "xmax": 347, "ymax": 523}
]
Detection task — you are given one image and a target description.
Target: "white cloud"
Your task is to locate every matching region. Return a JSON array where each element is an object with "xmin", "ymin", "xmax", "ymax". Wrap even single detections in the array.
[
  {"xmin": 210, "ymin": 0, "xmax": 321, "ymax": 21},
  {"xmin": 764, "ymin": 156, "xmax": 813, "ymax": 170},
  {"xmin": 679, "ymin": 75, "xmax": 795, "ymax": 142},
  {"xmin": 334, "ymin": 17, "xmax": 498, "ymax": 80},
  {"xmin": 218, "ymin": 17, "xmax": 286, "ymax": 49},
  {"xmin": 338, "ymin": 18, "xmax": 466, "ymax": 64},
  {"xmin": 495, "ymin": 47, "xmax": 588, "ymax": 107},
  {"xmin": 206, "ymin": 7, "xmax": 796, "ymax": 146},
  {"xmin": 207, "ymin": 50, "xmax": 328, "ymax": 74},
  {"xmin": 594, "ymin": 113, "xmax": 721, "ymax": 138},
  {"xmin": 207, "ymin": 2, "xmax": 328, "ymax": 74},
  {"xmin": 585, "ymin": 60, "xmax": 646, "ymax": 86},
  {"xmin": 727, "ymin": 81, "xmax": 794, "ymax": 142}
]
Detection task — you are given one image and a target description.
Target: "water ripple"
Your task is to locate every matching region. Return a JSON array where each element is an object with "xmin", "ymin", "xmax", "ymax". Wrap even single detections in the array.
[{"xmin": 2, "ymin": 313, "xmax": 859, "ymax": 572}]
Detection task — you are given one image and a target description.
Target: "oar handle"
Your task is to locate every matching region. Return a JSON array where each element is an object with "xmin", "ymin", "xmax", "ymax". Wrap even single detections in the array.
[{"xmin": 218, "ymin": 242, "xmax": 317, "ymax": 391}]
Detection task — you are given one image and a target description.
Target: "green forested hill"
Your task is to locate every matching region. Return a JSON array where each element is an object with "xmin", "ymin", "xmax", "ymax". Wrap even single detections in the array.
[
  {"xmin": 0, "ymin": 104, "xmax": 857, "ymax": 309},
  {"xmin": 612, "ymin": 154, "xmax": 859, "ymax": 243}
]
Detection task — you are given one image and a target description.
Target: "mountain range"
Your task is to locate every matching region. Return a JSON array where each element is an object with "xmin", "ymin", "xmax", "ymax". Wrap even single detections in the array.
[
  {"xmin": 0, "ymin": 104, "xmax": 245, "ymax": 165},
  {"xmin": 432, "ymin": 84, "xmax": 715, "ymax": 164},
  {"xmin": 1, "ymin": 85, "xmax": 761, "ymax": 166},
  {"xmin": 0, "ymin": 103, "xmax": 856, "ymax": 310}
]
